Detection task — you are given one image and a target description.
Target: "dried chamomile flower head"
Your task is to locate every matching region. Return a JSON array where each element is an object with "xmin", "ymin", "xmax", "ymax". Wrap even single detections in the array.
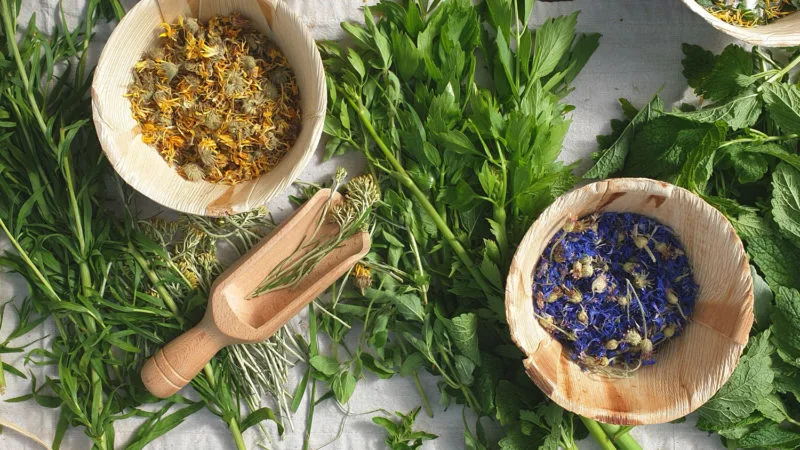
[{"xmin": 126, "ymin": 14, "xmax": 302, "ymax": 184}]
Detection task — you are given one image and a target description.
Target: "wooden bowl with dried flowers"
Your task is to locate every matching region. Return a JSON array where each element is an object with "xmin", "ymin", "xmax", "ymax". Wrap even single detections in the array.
[
  {"xmin": 680, "ymin": 0, "xmax": 800, "ymax": 47},
  {"xmin": 92, "ymin": 0, "xmax": 325, "ymax": 216},
  {"xmin": 506, "ymin": 178, "xmax": 754, "ymax": 425}
]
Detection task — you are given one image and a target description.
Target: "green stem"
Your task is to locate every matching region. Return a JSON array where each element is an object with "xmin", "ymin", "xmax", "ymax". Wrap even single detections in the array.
[
  {"xmin": 580, "ymin": 417, "xmax": 616, "ymax": 450},
  {"xmin": 0, "ymin": 218, "xmax": 61, "ymax": 301},
  {"xmin": 763, "ymin": 52, "xmax": 800, "ymax": 85},
  {"xmin": 612, "ymin": 425, "xmax": 635, "ymax": 441},
  {"xmin": 302, "ymin": 380, "xmax": 317, "ymax": 450},
  {"xmin": 599, "ymin": 423, "xmax": 642, "ymax": 450},
  {"xmin": 347, "ymin": 97, "xmax": 495, "ymax": 297},
  {"xmin": 719, "ymin": 133, "xmax": 800, "ymax": 148},
  {"xmin": 227, "ymin": 416, "xmax": 247, "ymax": 450},
  {"xmin": 127, "ymin": 242, "xmax": 181, "ymax": 317},
  {"xmin": 412, "ymin": 372, "xmax": 433, "ymax": 418}
]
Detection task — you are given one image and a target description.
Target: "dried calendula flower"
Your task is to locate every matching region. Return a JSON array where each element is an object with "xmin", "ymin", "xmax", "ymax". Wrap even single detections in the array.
[{"xmin": 126, "ymin": 14, "xmax": 302, "ymax": 184}]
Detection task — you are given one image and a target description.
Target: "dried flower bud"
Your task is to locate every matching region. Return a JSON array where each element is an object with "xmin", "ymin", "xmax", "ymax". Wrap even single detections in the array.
[
  {"xmin": 546, "ymin": 291, "xmax": 559, "ymax": 303},
  {"xmin": 241, "ymin": 55, "xmax": 257, "ymax": 71},
  {"xmin": 184, "ymin": 17, "xmax": 200, "ymax": 34},
  {"xmin": 623, "ymin": 261, "xmax": 637, "ymax": 274},
  {"xmin": 182, "ymin": 163, "xmax": 205, "ymax": 181},
  {"xmin": 580, "ymin": 262, "xmax": 594, "ymax": 278},
  {"xmin": 633, "ymin": 272, "xmax": 650, "ymax": 289},
  {"xmin": 567, "ymin": 288, "xmax": 582, "ymax": 304},
  {"xmin": 148, "ymin": 47, "xmax": 166, "ymax": 61},
  {"xmin": 591, "ymin": 274, "xmax": 608, "ymax": 293},
  {"xmin": 666, "ymin": 289, "xmax": 679, "ymax": 305},
  {"xmin": 663, "ymin": 324, "xmax": 676, "ymax": 338},
  {"xmin": 204, "ymin": 111, "xmax": 222, "ymax": 130},
  {"xmin": 633, "ymin": 234, "xmax": 649, "ymax": 249},
  {"xmin": 197, "ymin": 137, "xmax": 218, "ymax": 166},
  {"xmin": 640, "ymin": 338, "xmax": 653, "ymax": 358},
  {"xmin": 538, "ymin": 316, "xmax": 554, "ymax": 331},
  {"xmin": 159, "ymin": 61, "xmax": 180, "ymax": 83},
  {"xmin": 352, "ymin": 263, "xmax": 372, "ymax": 295},
  {"xmin": 577, "ymin": 310, "xmax": 588, "ymax": 324},
  {"xmin": 617, "ymin": 295, "xmax": 630, "ymax": 307},
  {"xmin": 596, "ymin": 356, "xmax": 609, "ymax": 367},
  {"xmin": 624, "ymin": 329, "xmax": 642, "ymax": 346},
  {"xmin": 262, "ymin": 78, "xmax": 280, "ymax": 101},
  {"xmin": 604, "ymin": 339, "xmax": 619, "ymax": 350},
  {"xmin": 225, "ymin": 72, "xmax": 246, "ymax": 97}
]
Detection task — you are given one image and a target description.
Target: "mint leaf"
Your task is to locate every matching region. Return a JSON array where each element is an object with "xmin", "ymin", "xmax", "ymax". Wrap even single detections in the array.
[
  {"xmin": 714, "ymin": 415, "xmax": 765, "ymax": 440},
  {"xmin": 771, "ymin": 163, "xmax": 800, "ymax": 243},
  {"xmin": 731, "ymin": 213, "xmax": 774, "ymax": 241},
  {"xmin": 698, "ymin": 331, "xmax": 774, "ymax": 428},
  {"xmin": 585, "ymin": 94, "xmax": 664, "ymax": 179},
  {"xmin": 699, "ymin": 44, "xmax": 753, "ymax": 101},
  {"xmin": 739, "ymin": 422, "xmax": 800, "ymax": 449},
  {"xmin": 747, "ymin": 234, "xmax": 800, "ymax": 290},
  {"xmin": 761, "ymin": 82, "xmax": 800, "ymax": 134},
  {"xmin": 670, "ymin": 91, "xmax": 761, "ymax": 130},
  {"xmin": 756, "ymin": 393, "xmax": 790, "ymax": 423},
  {"xmin": 623, "ymin": 115, "xmax": 690, "ymax": 180},
  {"xmin": 495, "ymin": 380, "xmax": 521, "ymax": 426},
  {"xmin": 725, "ymin": 143, "xmax": 769, "ymax": 184},
  {"xmin": 772, "ymin": 287, "xmax": 800, "ymax": 365},
  {"xmin": 676, "ymin": 120, "xmax": 728, "ymax": 193},
  {"xmin": 735, "ymin": 142, "xmax": 800, "ymax": 173},
  {"xmin": 447, "ymin": 313, "xmax": 481, "ymax": 365},
  {"xmin": 751, "ymin": 267, "xmax": 773, "ymax": 331},
  {"xmin": 682, "ymin": 43, "xmax": 716, "ymax": 92}
]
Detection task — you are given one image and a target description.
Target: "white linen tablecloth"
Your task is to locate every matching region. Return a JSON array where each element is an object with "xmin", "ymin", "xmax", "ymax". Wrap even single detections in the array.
[{"xmin": 1, "ymin": 0, "xmax": 739, "ymax": 448}]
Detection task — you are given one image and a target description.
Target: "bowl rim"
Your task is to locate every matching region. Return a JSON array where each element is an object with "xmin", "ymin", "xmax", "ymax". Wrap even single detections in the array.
[
  {"xmin": 91, "ymin": 0, "xmax": 326, "ymax": 216},
  {"xmin": 505, "ymin": 177, "xmax": 754, "ymax": 424},
  {"xmin": 679, "ymin": 0, "xmax": 800, "ymax": 47}
]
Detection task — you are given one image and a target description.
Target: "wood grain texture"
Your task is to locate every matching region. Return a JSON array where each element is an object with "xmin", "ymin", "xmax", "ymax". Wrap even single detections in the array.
[
  {"xmin": 680, "ymin": 0, "xmax": 800, "ymax": 47},
  {"xmin": 505, "ymin": 178, "xmax": 754, "ymax": 425},
  {"xmin": 92, "ymin": 0, "xmax": 326, "ymax": 216},
  {"xmin": 141, "ymin": 189, "xmax": 370, "ymax": 398}
]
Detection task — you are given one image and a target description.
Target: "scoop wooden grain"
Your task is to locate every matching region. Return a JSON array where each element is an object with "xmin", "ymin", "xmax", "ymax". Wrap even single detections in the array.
[
  {"xmin": 92, "ymin": 0, "xmax": 326, "ymax": 216},
  {"xmin": 680, "ymin": 0, "xmax": 800, "ymax": 47},
  {"xmin": 505, "ymin": 178, "xmax": 754, "ymax": 425},
  {"xmin": 141, "ymin": 189, "xmax": 370, "ymax": 398}
]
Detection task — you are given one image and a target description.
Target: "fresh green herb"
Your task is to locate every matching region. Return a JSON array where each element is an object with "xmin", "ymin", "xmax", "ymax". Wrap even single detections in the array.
[
  {"xmin": 0, "ymin": 2, "xmax": 299, "ymax": 448},
  {"xmin": 372, "ymin": 407, "xmax": 437, "ymax": 450},
  {"xmin": 588, "ymin": 42, "xmax": 800, "ymax": 448},
  {"xmin": 316, "ymin": 0, "xmax": 628, "ymax": 447}
]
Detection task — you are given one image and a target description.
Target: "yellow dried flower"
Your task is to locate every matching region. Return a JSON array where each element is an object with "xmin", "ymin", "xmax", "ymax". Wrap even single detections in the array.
[{"xmin": 352, "ymin": 263, "xmax": 372, "ymax": 295}]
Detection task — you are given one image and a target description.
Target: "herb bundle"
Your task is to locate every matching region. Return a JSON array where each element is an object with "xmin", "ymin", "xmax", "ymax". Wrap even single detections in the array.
[
  {"xmin": 313, "ymin": 0, "xmax": 632, "ymax": 448},
  {"xmin": 588, "ymin": 42, "xmax": 800, "ymax": 448},
  {"xmin": 0, "ymin": 2, "xmax": 300, "ymax": 448},
  {"xmin": 533, "ymin": 212, "xmax": 697, "ymax": 373},
  {"xmin": 127, "ymin": 14, "xmax": 301, "ymax": 184}
]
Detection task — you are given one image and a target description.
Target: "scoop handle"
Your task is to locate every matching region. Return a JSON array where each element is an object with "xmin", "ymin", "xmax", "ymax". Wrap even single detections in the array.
[{"xmin": 141, "ymin": 319, "xmax": 229, "ymax": 398}]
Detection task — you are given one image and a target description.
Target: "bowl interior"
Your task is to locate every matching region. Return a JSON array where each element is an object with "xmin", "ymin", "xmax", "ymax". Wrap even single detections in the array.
[
  {"xmin": 92, "ymin": 0, "xmax": 326, "ymax": 216},
  {"xmin": 506, "ymin": 178, "xmax": 754, "ymax": 425},
  {"xmin": 680, "ymin": 0, "xmax": 800, "ymax": 47}
]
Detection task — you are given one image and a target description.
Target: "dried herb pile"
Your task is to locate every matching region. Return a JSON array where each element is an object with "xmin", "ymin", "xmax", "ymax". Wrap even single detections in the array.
[
  {"xmin": 127, "ymin": 14, "xmax": 301, "ymax": 184},
  {"xmin": 697, "ymin": 0, "xmax": 798, "ymax": 26},
  {"xmin": 588, "ymin": 43, "xmax": 800, "ymax": 448},
  {"xmin": 533, "ymin": 212, "xmax": 697, "ymax": 373}
]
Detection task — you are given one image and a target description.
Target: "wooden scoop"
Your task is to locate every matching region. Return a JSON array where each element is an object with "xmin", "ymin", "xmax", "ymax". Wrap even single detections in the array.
[{"xmin": 141, "ymin": 189, "xmax": 370, "ymax": 398}]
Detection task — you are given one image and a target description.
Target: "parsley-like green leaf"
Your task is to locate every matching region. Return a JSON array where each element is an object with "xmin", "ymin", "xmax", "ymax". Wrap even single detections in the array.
[{"xmin": 530, "ymin": 12, "xmax": 578, "ymax": 81}]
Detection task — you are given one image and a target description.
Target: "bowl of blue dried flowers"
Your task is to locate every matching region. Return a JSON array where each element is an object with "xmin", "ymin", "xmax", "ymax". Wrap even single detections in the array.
[{"xmin": 506, "ymin": 178, "xmax": 754, "ymax": 425}]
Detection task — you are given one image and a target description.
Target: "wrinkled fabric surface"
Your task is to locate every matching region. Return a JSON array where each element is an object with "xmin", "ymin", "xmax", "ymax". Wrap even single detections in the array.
[{"xmin": 0, "ymin": 0, "xmax": 738, "ymax": 448}]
